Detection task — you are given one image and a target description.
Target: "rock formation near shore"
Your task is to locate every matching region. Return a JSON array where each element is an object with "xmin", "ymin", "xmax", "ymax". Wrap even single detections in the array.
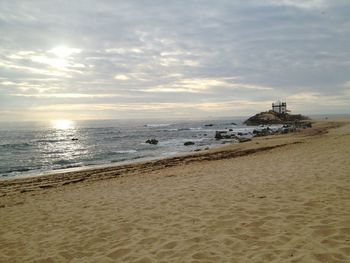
[
  {"xmin": 244, "ymin": 111, "xmax": 309, "ymax": 125},
  {"xmin": 145, "ymin": 139, "xmax": 159, "ymax": 145}
]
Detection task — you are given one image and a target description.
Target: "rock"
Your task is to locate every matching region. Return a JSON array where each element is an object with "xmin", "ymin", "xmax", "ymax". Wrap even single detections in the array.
[
  {"xmin": 231, "ymin": 123, "xmax": 237, "ymax": 125},
  {"xmin": 238, "ymin": 138, "xmax": 252, "ymax": 143},
  {"xmin": 71, "ymin": 138, "xmax": 78, "ymax": 141},
  {"xmin": 229, "ymin": 129, "xmax": 233, "ymax": 131},
  {"xmin": 194, "ymin": 149, "xmax": 201, "ymax": 152},
  {"xmin": 215, "ymin": 131, "xmax": 240, "ymax": 140},
  {"xmin": 215, "ymin": 131, "xmax": 226, "ymax": 139},
  {"xmin": 145, "ymin": 139, "xmax": 158, "ymax": 145},
  {"xmin": 244, "ymin": 111, "xmax": 310, "ymax": 125},
  {"xmin": 204, "ymin": 124, "xmax": 214, "ymax": 127},
  {"xmin": 252, "ymin": 128, "xmax": 274, "ymax": 137},
  {"xmin": 184, "ymin": 141, "xmax": 195, "ymax": 146}
]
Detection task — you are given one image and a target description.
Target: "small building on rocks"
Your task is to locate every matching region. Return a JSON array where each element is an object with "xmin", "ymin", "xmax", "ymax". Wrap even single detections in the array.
[{"xmin": 272, "ymin": 101, "xmax": 287, "ymax": 114}]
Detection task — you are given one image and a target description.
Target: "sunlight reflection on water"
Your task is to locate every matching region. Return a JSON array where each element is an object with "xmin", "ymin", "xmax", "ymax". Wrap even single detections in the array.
[
  {"xmin": 47, "ymin": 120, "xmax": 85, "ymax": 165},
  {"xmin": 51, "ymin": 119, "xmax": 75, "ymax": 130}
]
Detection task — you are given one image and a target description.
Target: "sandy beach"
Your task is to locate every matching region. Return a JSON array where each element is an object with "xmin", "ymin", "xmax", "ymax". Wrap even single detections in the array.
[{"xmin": 1, "ymin": 120, "xmax": 349, "ymax": 262}]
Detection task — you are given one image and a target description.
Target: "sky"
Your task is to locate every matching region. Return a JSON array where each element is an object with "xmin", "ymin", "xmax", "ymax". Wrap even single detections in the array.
[{"xmin": 0, "ymin": 0, "xmax": 349, "ymax": 121}]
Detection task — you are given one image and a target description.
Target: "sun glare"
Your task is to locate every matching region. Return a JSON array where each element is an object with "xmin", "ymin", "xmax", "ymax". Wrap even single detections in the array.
[
  {"xmin": 52, "ymin": 119, "xmax": 74, "ymax": 129},
  {"xmin": 50, "ymin": 46, "xmax": 81, "ymax": 58}
]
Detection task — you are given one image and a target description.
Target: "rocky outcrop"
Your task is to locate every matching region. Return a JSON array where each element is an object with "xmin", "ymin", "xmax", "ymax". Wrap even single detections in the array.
[
  {"xmin": 252, "ymin": 127, "xmax": 274, "ymax": 137},
  {"xmin": 145, "ymin": 139, "xmax": 158, "ymax": 145},
  {"xmin": 215, "ymin": 131, "xmax": 239, "ymax": 140},
  {"xmin": 244, "ymin": 111, "xmax": 310, "ymax": 125},
  {"xmin": 184, "ymin": 141, "xmax": 195, "ymax": 146}
]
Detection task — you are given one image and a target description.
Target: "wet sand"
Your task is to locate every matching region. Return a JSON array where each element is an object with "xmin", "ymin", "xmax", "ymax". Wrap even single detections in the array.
[{"xmin": 1, "ymin": 120, "xmax": 349, "ymax": 262}]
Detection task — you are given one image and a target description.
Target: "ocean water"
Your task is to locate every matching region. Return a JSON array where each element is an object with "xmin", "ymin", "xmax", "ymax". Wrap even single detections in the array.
[{"xmin": 0, "ymin": 118, "xmax": 261, "ymax": 179}]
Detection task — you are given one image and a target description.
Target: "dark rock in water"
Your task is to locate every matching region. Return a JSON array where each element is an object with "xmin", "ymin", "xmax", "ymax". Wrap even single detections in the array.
[
  {"xmin": 252, "ymin": 128, "xmax": 273, "ymax": 137},
  {"xmin": 215, "ymin": 130, "xmax": 240, "ymax": 140},
  {"xmin": 71, "ymin": 138, "xmax": 78, "ymax": 141},
  {"xmin": 244, "ymin": 111, "xmax": 310, "ymax": 125},
  {"xmin": 215, "ymin": 131, "xmax": 225, "ymax": 139},
  {"xmin": 231, "ymin": 123, "xmax": 237, "ymax": 125},
  {"xmin": 194, "ymin": 149, "xmax": 201, "ymax": 152},
  {"xmin": 237, "ymin": 132, "xmax": 243, "ymax": 136},
  {"xmin": 229, "ymin": 129, "xmax": 233, "ymax": 131},
  {"xmin": 204, "ymin": 147, "xmax": 210, "ymax": 150},
  {"xmin": 238, "ymin": 138, "xmax": 252, "ymax": 143},
  {"xmin": 146, "ymin": 139, "xmax": 158, "ymax": 145},
  {"xmin": 184, "ymin": 141, "xmax": 195, "ymax": 146},
  {"xmin": 203, "ymin": 134, "xmax": 207, "ymax": 136},
  {"xmin": 215, "ymin": 131, "xmax": 223, "ymax": 139},
  {"xmin": 204, "ymin": 124, "xmax": 214, "ymax": 127}
]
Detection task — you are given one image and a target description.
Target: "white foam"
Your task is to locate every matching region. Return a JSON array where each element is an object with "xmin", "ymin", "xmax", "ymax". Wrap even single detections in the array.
[{"xmin": 114, "ymin": 150, "xmax": 137, "ymax": 154}]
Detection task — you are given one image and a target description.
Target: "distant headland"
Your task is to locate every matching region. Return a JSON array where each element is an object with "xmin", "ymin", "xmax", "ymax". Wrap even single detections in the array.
[{"xmin": 244, "ymin": 101, "xmax": 310, "ymax": 126}]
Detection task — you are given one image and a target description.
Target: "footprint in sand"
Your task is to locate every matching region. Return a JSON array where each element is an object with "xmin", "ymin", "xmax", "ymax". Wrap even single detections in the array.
[
  {"xmin": 162, "ymin": 241, "xmax": 178, "ymax": 249},
  {"xmin": 107, "ymin": 247, "xmax": 131, "ymax": 259}
]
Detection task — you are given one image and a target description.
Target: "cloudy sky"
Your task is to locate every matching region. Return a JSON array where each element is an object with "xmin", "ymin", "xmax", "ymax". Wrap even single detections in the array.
[{"xmin": 0, "ymin": 0, "xmax": 349, "ymax": 121}]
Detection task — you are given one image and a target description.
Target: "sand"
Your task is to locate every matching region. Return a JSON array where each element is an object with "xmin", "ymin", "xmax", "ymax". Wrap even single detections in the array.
[{"xmin": 0, "ymin": 120, "xmax": 349, "ymax": 262}]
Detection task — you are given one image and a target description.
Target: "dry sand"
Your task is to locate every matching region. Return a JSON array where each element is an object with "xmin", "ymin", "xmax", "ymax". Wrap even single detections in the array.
[{"xmin": 0, "ymin": 120, "xmax": 349, "ymax": 262}]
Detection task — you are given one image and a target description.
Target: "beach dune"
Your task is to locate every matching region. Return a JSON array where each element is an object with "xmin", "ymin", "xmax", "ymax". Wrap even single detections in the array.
[{"xmin": 1, "ymin": 120, "xmax": 349, "ymax": 262}]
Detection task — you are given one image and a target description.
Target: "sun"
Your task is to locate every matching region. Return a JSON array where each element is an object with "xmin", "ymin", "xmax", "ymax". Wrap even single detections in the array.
[
  {"xmin": 49, "ymin": 46, "xmax": 81, "ymax": 58},
  {"xmin": 52, "ymin": 119, "xmax": 74, "ymax": 130}
]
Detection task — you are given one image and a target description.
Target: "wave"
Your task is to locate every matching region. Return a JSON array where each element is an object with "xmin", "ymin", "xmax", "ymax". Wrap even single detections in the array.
[
  {"xmin": 145, "ymin": 123, "xmax": 171, "ymax": 128},
  {"xmin": 163, "ymin": 128, "xmax": 179, "ymax": 132},
  {"xmin": 35, "ymin": 139, "xmax": 67, "ymax": 143},
  {"xmin": 162, "ymin": 127, "xmax": 202, "ymax": 132},
  {"xmin": 52, "ymin": 163, "xmax": 84, "ymax": 170},
  {"xmin": 4, "ymin": 167, "xmax": 32, "ymax": 174},
  {"xmin": 53, "ymin": 159, "xmax": 75, "ymax": 165},
  {"xmin": 0, "ymin": 142, "xmax": 32, "ymax": 149},
  {"xmin": 113, "ymin": 150, "xmax": 137, "ymax": 154},
  {"xmin": 110, "ymin": 155, "xmax": 143, "ymax": 163}
]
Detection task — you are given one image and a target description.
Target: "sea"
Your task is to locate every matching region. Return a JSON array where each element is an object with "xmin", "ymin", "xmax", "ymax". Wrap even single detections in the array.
[{"xmin": 0, "ymin": 117, "xmax": 274, "ymax": 179}]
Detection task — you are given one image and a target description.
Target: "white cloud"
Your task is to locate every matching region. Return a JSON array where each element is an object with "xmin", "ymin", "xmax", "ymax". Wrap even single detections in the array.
[
  {"xmin": 0, "ymin": 81, "xmax": 17, "ymax": 86},
  {"xmin": 30, "ymin": 100, "xmax": 271, "ymax": 113},
  {"xmin": 8, "ymin": 93, "xmax": 124, "ymax": 98},
  {"xmin": 49, "ymin": 46, "xmax": 81, "ymax": 58},
  {"xmin": 106, "ymin": 47, "xmax": 143, "ymax": 54},
  {"xmin": 264, "ymin": 0, "xmax": 328, "ymax": 9},
  {"xmin": 288, "ymin": 92, "xmax": 320, "ymax": 101},
  {"xmin": 114, "ymin": 74, "xmax": 130, "ymax": 80},
  {"xmin": 145, "ymin": 78, "xmax": 273, "ymax": 93}
]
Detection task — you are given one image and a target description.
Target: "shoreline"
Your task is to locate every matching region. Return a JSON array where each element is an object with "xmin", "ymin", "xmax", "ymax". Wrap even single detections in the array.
[
  {"xmin": 1, "ymin": 119, "xmax": 349, "ymax": 262},
  {"xmin": 0, "ymin": 120, "xmax": 343, "ymax": 197},
  {"xmin": 0, "ymin": 118, "xmax": 331, "ymax": 181}
]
